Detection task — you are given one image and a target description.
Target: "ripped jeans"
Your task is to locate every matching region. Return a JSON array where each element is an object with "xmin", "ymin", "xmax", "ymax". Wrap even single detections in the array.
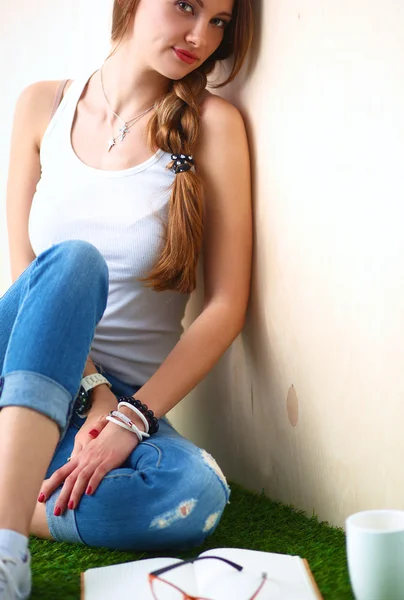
[{"xmin": 0, "ymin": 240, "xmax": 230, "ymax": 551}]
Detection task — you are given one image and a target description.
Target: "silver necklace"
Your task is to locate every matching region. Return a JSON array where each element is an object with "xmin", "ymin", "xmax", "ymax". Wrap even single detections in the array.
[
  {"xmin": 100, "ymin": 63, "xmax": 155, "ymax": 152},
  {"xmin": 107, "ymin": 110, "xmax": 153, "ymax": 152}
]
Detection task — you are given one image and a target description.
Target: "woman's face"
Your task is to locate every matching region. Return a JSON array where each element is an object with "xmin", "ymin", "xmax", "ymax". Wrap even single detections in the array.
[{"xmin": 129, "ymin": 0, "xmax": 235, "ymax": 79}]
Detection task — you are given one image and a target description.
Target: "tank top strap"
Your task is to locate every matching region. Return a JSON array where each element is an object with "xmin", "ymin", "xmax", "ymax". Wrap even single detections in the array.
[
  {"xmin": 41, "ymin": 70, "xmax": 97, "ymax": 150},
  {"xmin": 50, "ymin": 79, "xmax": 69, "ymax": 121},
  {"xmin": 63, "ymin": 71, "xmax": 97, "ymax": 119}
]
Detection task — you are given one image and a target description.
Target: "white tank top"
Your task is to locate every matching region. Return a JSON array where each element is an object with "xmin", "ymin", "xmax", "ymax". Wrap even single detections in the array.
[{"xmin": 29, "ymin": 72, "xmax": 190, "ymax": 386}]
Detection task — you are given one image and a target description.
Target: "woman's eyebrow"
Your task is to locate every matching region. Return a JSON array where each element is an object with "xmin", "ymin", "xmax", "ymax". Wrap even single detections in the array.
[{"xmin": 195, "ymin": 0, "xmax": 233, "ymax": 18}]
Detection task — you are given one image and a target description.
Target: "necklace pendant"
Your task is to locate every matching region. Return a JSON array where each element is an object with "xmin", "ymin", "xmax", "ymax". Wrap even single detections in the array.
[
  {"xmin": 108, "ymin": 138, "xmax": 116, "ymax": 152},
  {"xmin": 119, "ymin": 124, "xmax": 130, "ymax": 142}
]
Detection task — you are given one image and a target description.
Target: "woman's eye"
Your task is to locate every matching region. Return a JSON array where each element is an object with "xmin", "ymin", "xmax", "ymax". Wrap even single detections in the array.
[
  {"xmin": 211, "ymin": 18, "xmax": 229, "ymax": 28},
  {"xmin": 177, "ymin": 1, "xmax": 194, "ymax": 14}
]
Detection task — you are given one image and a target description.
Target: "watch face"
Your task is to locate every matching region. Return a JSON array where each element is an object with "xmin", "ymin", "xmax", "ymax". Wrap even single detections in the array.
[{"xmin": 74, "ymin": 386, "xmax": 93, "ymax": 416}]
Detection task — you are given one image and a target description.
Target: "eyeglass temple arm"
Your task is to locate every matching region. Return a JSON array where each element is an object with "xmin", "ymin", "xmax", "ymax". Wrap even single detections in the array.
[{"xmin": 150, "ymin": 555, "xmax": 244, "ymax": 578}]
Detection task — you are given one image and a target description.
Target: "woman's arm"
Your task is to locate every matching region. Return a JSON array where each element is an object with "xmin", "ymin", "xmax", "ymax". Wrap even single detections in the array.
[
  {"xmin": 134, "ymin": 94, "xmax": 252, "ymax": 417},
  {"xmin": 6, "ymin": 85, "xmax": 44, "ymax": 281},
  {"xmin": 6, "ymin": 80, "xmax": 70, "ymax": 282}
]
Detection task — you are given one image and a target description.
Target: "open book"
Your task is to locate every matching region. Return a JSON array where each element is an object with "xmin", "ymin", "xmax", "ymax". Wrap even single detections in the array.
[{"xmin": 81, "ymin": 547, "xmax": 323, "ymax": 599}]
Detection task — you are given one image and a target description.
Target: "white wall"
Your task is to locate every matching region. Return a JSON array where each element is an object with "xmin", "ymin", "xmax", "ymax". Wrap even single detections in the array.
[{"xmin": 0, "ymin": 0, "xmax": 113, "ymax": 293}]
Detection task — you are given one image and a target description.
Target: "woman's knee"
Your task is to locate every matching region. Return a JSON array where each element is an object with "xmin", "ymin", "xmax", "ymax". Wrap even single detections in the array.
[
  {"xmin": 148, "ymin": 448, "xmax": 231, "ymax": 546},
  {"xmin": 37, "ymin": 240, "xmax": 109, "ymax": 313},
  {"xmin": 49, "ymin": 240, "xmax": 108, "ymax": 286}
]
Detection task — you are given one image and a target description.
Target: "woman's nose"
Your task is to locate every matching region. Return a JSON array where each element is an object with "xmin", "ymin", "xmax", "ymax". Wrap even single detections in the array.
[{"xmin": 185, "ymin": 21, "xmax": 208, "ymax": 51}]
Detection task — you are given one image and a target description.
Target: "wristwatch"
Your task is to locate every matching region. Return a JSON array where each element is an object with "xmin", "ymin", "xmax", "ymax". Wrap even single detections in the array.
[{"xmin": 75, "ymin": 373, "xmax": 112, "ymax": 416}]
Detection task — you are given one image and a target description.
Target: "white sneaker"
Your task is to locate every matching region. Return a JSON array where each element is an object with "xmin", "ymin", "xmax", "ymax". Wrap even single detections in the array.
[{"xmin": 0, "ymin": 549, "xmax": 31, "ymax": 600}]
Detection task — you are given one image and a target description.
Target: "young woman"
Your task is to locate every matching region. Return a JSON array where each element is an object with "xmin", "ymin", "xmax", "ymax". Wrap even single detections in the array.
[{"xmin": 0, "ymin": 0, "xmax": 253, "ymax": 597}]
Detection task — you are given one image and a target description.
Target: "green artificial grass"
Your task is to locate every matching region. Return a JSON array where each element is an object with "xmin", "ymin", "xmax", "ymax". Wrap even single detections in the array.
[{"xmin": 29, "ymin": 482, "xmax": 354, "ymax": 599}]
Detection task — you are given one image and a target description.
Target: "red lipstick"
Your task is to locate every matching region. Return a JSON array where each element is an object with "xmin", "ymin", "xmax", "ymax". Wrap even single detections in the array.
[{"xmin": 173, "ymin": 48, "xmax": 198, "ymax": 65}]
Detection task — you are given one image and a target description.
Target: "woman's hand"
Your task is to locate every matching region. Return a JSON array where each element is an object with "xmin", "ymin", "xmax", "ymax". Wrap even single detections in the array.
[
  {"xmin": 68, "ymin": 411, "xmax": 108, "ymax": 460},
  {"xmin": 39, "ymin": 420, "xmax": 139, "ymax": 514},
  {"xmin": 69, "ymin": 385, "xmax": 118, "ymax": 460}
]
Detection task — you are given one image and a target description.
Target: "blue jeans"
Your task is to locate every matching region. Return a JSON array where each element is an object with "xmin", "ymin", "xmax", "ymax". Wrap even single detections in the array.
[{"xmin": 0, "ymin": 240, "xmax": 230, "ymax": 551}]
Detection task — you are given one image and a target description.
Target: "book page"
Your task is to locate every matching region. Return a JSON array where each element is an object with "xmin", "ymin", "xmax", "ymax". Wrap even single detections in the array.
[
  {"xmin": 83, "ymin": 557, "xmax": 187, "ymax": 600},
  {"xmin": 194, "ymin": 548, "xmax": 321, "ymax": 599}
]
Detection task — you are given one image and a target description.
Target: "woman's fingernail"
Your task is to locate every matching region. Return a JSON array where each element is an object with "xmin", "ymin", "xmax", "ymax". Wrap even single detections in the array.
[
  {"xmin": 38, "ymin": 493, "xmax": 45, "ymax": 503},
  {"xmin": 86, "ymin": 486, "xmax": 93, "ymax": 496},
  {"xmin": 68, "ymin": 500, "xmax": 75, "ymax": 510},
  {"xmin": 88, "ymin": 429, "xmax": 99, "ymax": 438},
  {"xmin": 54, "ymin": 506, "xmax": 62, "ymax": 517}
]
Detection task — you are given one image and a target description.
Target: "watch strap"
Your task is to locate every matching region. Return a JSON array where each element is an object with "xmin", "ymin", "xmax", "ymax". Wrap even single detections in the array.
[{"xmin": 80, "ymin": 373, "xmax": 112, "ymax": 393}]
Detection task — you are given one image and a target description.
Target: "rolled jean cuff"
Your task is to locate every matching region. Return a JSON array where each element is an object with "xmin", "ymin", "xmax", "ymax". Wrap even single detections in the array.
[
  {"xmin": 46, "ymin": 492, "xmax": 84, "ymax": 544},
  {"xmin": 0, "ymin": 371, "xmax": 72, "ymax": 435}
]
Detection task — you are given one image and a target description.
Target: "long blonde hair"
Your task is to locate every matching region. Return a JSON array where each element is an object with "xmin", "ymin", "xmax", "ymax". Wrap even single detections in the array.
[{"xmin": 112, "ymin": 0, "xmax": 253, "ymax": 293}]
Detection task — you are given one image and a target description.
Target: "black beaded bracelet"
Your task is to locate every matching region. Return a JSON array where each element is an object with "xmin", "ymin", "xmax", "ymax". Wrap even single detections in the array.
[{"xmin": 117, "ymin": 396, "xmax": 159, "ymax": 435}]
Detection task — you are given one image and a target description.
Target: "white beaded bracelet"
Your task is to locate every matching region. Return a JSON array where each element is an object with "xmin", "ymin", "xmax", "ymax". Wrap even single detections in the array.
[
  {"xmin": 110, "ymin": 410, "xmax": 150, "ymax": 439},
  {"xmin": 117, "ymin": 401, "xmax": 150, "ymax": 434}
]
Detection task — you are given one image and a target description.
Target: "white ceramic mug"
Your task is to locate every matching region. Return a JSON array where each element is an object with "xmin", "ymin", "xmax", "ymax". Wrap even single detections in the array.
[{"xmin": 346, "ymin": 509, "xmax": 404, "ymax": 600}]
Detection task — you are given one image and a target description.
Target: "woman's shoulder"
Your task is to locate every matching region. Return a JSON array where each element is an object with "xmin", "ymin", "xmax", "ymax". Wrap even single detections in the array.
[
  {"xmin": 17, "ymin": 79, "xmax": 72, "ymax": 112},
  {"xmin": 14, "ymin": 79, "xmax": 73, "ymax": 145},
  {"xmin": 196, "ymin": 90, "xmax": 247, "ymax": 155},
  {"xmin": 199, "ymin": 90, "xmax": 244, "ymax": 125},
  {"xmin": 198, "ymin": 90, "xmax": 246, "ymax": 143}
]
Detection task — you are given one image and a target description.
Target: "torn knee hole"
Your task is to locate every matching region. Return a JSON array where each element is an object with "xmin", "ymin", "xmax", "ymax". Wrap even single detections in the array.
[
  {"xmin": 149, "ymin": 499, "xmax": 197, "ymax": 530},
  {"xmin": 200, "ymin": 449, "xmax": 229, "ymax": 488}
]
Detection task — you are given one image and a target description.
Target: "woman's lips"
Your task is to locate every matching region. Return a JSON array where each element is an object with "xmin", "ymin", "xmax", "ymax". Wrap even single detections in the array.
[{"xmin": 173, "ymin": 48, "xmax": 198, "ymax": 64}]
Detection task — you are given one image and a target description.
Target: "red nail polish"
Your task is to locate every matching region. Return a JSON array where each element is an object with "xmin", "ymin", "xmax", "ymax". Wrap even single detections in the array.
[
  {"xmin": 38, "ymin": 493, "xmax": 45, "ymax": 503},
  {"xmin": 68, "ymin": 500, "xmax": 75, "ymax": 510},
  {"xmin": 88, "ymin": 429, "xmax": 99, "ymax": 438},
  {"xmin": 86, "ymin": 486, "xmax": 93, "ymax": 496},
  {"xmin": 54, "ymin": 506, "xmax": 62, "ymax": 517}
]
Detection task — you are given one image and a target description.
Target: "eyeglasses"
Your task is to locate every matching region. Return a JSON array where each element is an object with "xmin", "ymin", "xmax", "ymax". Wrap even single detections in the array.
[{"xmin": 148, "ymin": 555, "xmax": 275, "ymax": 600}]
